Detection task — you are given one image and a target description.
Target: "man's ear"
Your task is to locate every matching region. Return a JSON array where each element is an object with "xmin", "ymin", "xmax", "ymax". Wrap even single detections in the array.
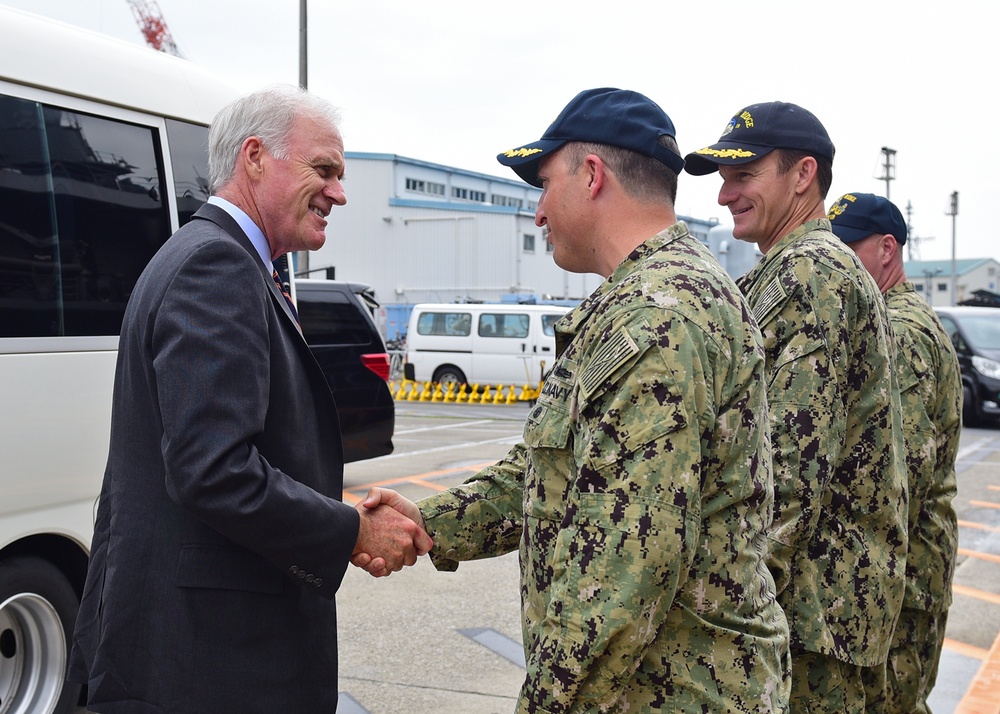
[
  {"xmin": 585, "ymin": 154, "xmax": 606, "ymax": 199},
  {"xmin": 241, "ymin": 136, "xmax": 265, "ymax": 179},
  {"xmin": 793, "ymin": 156, "xmax": 818, "ymax": 196},
  {"xmin": 881, "ymin": 233, "xmax": 900, "ymax": 265}
]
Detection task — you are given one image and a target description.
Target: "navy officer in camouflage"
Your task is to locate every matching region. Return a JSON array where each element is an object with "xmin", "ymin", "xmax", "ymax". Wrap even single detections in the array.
[
  {"xmin": 356, "ymin": 88, "xmax": 791, "ymax": 712},
  {"xmin": 829, "ymin": 192, "xmax": 961, "ymax": 713},
  {"xmin": 685, "ymin": 104, "xmax": 908, "ymax": 712}
]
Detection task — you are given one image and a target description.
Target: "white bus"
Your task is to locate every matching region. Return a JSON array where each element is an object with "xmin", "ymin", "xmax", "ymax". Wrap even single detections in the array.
[{"xmin": 0, "ymin": 7, "xmax": 241, "ymax": 712}]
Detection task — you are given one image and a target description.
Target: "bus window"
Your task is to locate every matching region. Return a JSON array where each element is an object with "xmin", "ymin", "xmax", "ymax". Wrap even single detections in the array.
[
  {"xmin": 0, "ymin": 94, "xmax": 171, "ymax": 337},
  {"xmin": 166, "ymin": 118, "xmax": 211, "ymax": 225}
]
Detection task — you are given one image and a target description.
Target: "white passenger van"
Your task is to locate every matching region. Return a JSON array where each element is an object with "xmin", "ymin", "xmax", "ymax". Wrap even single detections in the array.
[
  {"xmin": 0, "ymin": 7, "xmax": 242, "ymax": 712},
  {"xmin": 403, "ymin": 303, "xmax": 572, "ymax": 388}
]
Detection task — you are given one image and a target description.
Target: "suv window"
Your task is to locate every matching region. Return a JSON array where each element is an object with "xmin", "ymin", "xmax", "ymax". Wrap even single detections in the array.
[{"xmin": 298, "ymin": 291, "xmax": 377, "ymax": 346}]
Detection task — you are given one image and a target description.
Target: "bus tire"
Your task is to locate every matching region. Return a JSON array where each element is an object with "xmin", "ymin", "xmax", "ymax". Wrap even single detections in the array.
[{"xmin": 0, "ymin": 556, "xmax": 82, "ymax": 714}]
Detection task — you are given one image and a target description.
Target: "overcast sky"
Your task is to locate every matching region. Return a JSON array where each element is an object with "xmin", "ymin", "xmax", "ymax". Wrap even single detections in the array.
[{"xmin": 5, "ymin": 0, "xmax": 991, "ymax": 263}]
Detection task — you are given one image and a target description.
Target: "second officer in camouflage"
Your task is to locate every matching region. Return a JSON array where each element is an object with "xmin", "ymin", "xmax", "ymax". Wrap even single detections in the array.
[{"xmin": 686, "ymin": 104, "xmax": 908, "ymax": 712}]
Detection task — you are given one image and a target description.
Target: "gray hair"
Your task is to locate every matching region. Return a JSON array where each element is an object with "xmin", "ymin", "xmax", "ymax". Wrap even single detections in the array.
[{"xmin": 208, "ymin": 84, "xmax": 342, "ymax": 192}]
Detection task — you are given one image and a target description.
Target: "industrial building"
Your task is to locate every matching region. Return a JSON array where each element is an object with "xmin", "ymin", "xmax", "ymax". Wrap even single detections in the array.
[{"xmin": 300, "ymin": 152, "xmax": 760, "ymax": 338}]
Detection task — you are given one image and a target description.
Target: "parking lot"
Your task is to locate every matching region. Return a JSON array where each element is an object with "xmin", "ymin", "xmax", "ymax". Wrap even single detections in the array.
[
  {"xmin": 74, "ymin": 401, "xmax": 1000, "ymax": 713},
  {"xmin": 334, "ymin": 401, "xmax": 1000, "ymax": 714}
]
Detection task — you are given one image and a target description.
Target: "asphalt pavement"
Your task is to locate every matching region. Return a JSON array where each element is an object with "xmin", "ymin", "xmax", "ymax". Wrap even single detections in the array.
[{"xmin": 78, "ymin": 402, "xmax": 1000, "ymax": 713}]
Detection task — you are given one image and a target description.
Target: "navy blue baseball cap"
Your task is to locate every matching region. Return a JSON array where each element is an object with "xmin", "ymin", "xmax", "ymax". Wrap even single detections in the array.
[
  {"xmin": 828, "ymin": 192, "xmax": 908, "ymax": 245},
  {"xmin": 684, "ymin": 101, "xmax": 835, "ymax": 176},
  {"xmin": 497, "ymin": 87, "xmax": 685, "ymax": 188}
]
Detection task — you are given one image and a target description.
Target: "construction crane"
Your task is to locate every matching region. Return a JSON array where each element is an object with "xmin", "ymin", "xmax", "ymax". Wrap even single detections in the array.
[{"xmin": 127, "ymin": 0, "xmax": 182, "ymax": 57}]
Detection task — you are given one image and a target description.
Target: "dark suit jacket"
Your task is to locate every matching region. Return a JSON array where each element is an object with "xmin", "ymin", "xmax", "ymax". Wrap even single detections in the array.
[{"xmin": 69, "ymin": 203, "xmax": 359, "ymax": 713}]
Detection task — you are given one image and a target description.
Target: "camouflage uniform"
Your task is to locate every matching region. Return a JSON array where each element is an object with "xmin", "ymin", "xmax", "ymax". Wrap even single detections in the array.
[
  {"xmin": 736, "ymin": 218, "xmax": 908, "ymax": 711},
  {"xmin": 419, "ymin": 222, "xmax": 791, "ymax": 713},
  {"xmin": 881, "ymin": 282, "xmax": 961, "ymax": 713}
]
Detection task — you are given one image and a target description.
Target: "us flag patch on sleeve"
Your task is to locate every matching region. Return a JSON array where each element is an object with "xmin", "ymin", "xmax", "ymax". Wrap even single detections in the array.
[
  {"xmin": 753, "ymin": 277, "xmax": 786, "ymax": 324},
  {"xmin": 579, "ymin": 328, "xmax": 639, "ymax": 399}
]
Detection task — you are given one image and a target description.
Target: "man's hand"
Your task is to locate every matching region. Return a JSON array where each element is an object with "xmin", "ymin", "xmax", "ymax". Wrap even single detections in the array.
[{"xmin": 352, "ymin": 488, "xmax": 431, "ymax": 577}]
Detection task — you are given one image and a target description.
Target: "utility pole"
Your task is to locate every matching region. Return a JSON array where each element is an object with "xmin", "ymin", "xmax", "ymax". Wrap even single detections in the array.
[
  {"xmin": 947, "ymin": 191, "xmax": 959, "ymax": 305},
  {"xmin": 905, "ymin": 200, "xmax": 916, "ymax": 262},
  {"xmin": 923, "ymin": 268, "xmax": 942, "ymax": 306},
  {"xmin": 294, "ymin": 0, "xmax": 309, "ymax": 278},
  {"xmin": 299, "ymin": 0, "xmax": 308, "ymax": 89},
  {"xmin": 878, "ymin": 147, "xmax": 896, "ymax": 200}
]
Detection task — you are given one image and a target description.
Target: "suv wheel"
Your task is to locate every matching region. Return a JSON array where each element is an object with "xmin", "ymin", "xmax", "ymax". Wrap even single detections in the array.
[{"xmin": 963, "ymin": 381, "xmax": 980, "ymax": 427}]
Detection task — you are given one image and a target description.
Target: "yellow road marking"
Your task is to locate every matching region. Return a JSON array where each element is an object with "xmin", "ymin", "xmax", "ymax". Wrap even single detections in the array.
[
  {"xmin": 955, "ymin": 629, "xmax": 1000, "ymax": 714},
  {"xmin": 958, "ymin": 548, "xmax": 1000, "ymax": 565},
  {"xmin": 953, "ymin": 584, "xmax": 1000, "ymax": 606},
  {"xmin": 945, "ymin": 638, "xmax": 989, "ymax": 661},
  {"xmin": 960, "ymin": 520, "xmax": 1000, "ymax": 534}
]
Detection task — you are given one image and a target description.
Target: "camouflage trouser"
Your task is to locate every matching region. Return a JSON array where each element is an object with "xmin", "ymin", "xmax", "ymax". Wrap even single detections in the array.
[
  {"xmin": 885, "ymin": 607, "xmax": 948, "ymax": 714},
  {"xmin": 789, "ymin": 649, "xmax": 887, "ymax": 713}
]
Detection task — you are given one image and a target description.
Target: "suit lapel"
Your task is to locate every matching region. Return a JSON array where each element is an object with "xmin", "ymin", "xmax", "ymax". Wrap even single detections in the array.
[{"xmin": 190, "ymin": 203, "xmax": 302, "ymax": 333}]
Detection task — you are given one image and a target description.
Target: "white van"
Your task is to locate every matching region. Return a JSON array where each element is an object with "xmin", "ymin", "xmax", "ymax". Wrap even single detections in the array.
[
  {"xmin": 403, "ymin": 303, "xmax": 572, "ymax": 388},
  {"xmin": 0, "ymin": 7, "xmax": 241, "ymax": 712}
]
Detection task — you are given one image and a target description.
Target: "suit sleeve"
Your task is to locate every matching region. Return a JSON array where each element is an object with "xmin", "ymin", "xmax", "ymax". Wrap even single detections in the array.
[{"xmin": 152, "ymin": 238, "xmax": 358, "ymax": 598}]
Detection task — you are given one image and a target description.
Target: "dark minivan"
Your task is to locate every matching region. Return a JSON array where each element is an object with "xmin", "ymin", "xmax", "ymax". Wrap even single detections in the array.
[
  {"xmin": 296, "ymin": 279, "xmax": 395, "ymax": 462},
  {"xmin": 935, "ymin": 306, "xmax": 1000, "ymax": 426}
]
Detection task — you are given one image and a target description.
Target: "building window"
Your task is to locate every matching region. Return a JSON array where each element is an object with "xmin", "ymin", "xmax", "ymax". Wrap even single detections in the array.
[
  {"xmin": 406, "ymin": 177, "xmax": 445, "ymax": 196},
  {"xmin": 491, "ymin": 194, "xmax": 524, "ymax": 208},
  {"xmin": 915, "ymin": 283, "xmax": 923, "ymax": 292},
  {"xmin": 452, "ymin": 187, "xmax": 468, "ymax": 199},
  {"xmin": 938, "ymin": 283, "xmax": 948, "ymax": 292},
  {"xmin": 470, "ymin": 190, "xmax": 486, "ymax": 202},
  {"xmin": 523, "ymin": 233, "xmax": 535, "ymax": 253}
]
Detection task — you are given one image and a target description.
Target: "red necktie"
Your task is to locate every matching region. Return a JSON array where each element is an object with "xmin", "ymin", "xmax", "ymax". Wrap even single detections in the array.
[{"xmin": 272, "ymin": 269, "xmax": 300, "ymax": 325}]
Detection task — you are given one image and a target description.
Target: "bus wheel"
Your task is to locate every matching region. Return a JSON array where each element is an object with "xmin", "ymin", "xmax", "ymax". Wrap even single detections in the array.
[{"xmin": 0, "ymin": 556, "xmax": 82, "ymax": 714}]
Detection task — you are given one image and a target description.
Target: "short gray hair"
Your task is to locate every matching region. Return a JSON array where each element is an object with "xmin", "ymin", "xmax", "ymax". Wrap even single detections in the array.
[{"xmin": 208, "ymin": 84, "xmax": 342, "ymax": 192}]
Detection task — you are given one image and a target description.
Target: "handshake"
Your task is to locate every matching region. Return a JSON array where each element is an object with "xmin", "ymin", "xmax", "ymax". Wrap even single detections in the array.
[{"xmin": 351, "ymin": 488, "xmax": 432, "ymax": 578}]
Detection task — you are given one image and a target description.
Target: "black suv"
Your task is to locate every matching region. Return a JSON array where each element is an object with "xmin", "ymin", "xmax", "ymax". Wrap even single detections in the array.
[
  {"xmin": 296, "ymin": 279, "xmax": 395, "ymax": 462},
  {"xmin": 935, "ymin": 306, "xmax": 1000, "ymax": 426}
]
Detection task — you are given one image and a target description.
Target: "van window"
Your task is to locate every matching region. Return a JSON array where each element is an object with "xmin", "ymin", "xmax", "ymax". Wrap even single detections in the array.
[
  {"xmin": 542, "ymin": 314, "xmax": 562, "ymax": 336},
  {"xmin": 417, "ymin": 311, "xmax": 472, "ymax": 336},
  {"xmin": 479, "ymin": 313, "xmax": 529, "ymax": 338},
  {"xmin": 0, "ymin": 93, "xmax": 170, "ymax": 337}
]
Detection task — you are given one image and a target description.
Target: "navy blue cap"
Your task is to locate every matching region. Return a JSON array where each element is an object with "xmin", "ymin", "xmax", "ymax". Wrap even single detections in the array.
[
  {"xmin": 828, "ymin": 192, "xmax": 908, "ymax": 245},
  {"xmin": 684, "ymin": 101, "xmax": 835, "ymax": 176},
  {"xmin": 496, "ymin": 87, "xmax": 685, "ymax": 188}
]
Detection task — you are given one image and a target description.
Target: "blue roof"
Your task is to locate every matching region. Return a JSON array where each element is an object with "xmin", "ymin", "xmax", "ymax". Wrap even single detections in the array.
[{"xmin": 904, "ymin": 258, "xmax": 996, "ymax": 279}]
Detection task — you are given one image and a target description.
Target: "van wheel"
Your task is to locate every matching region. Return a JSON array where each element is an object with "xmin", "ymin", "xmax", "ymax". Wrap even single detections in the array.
[
  {"xmin": 433, "ymin": 366, "xmax": 467, "ymax": 389},
  {"xmin": 0, "ymin": 557, "xmax": 82, "ymax": 714}
]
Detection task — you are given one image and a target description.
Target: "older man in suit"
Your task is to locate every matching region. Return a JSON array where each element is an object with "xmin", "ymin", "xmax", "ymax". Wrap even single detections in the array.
[{"xmin": 68, "ymin": 85, "xmax": 431, "ymax": 713}]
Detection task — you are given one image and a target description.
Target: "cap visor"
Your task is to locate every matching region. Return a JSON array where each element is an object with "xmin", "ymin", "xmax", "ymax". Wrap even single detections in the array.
[
  {"xmin": 829, "ymin": 223, "xmax": 876, "ymax": 244},
  {"xmin": 683, "ymin": 142, "xmax": 774, "ymax": 175},
  {"xmin": 497, "ymin": 138, "xmax": 565, "ymax": 187}
]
